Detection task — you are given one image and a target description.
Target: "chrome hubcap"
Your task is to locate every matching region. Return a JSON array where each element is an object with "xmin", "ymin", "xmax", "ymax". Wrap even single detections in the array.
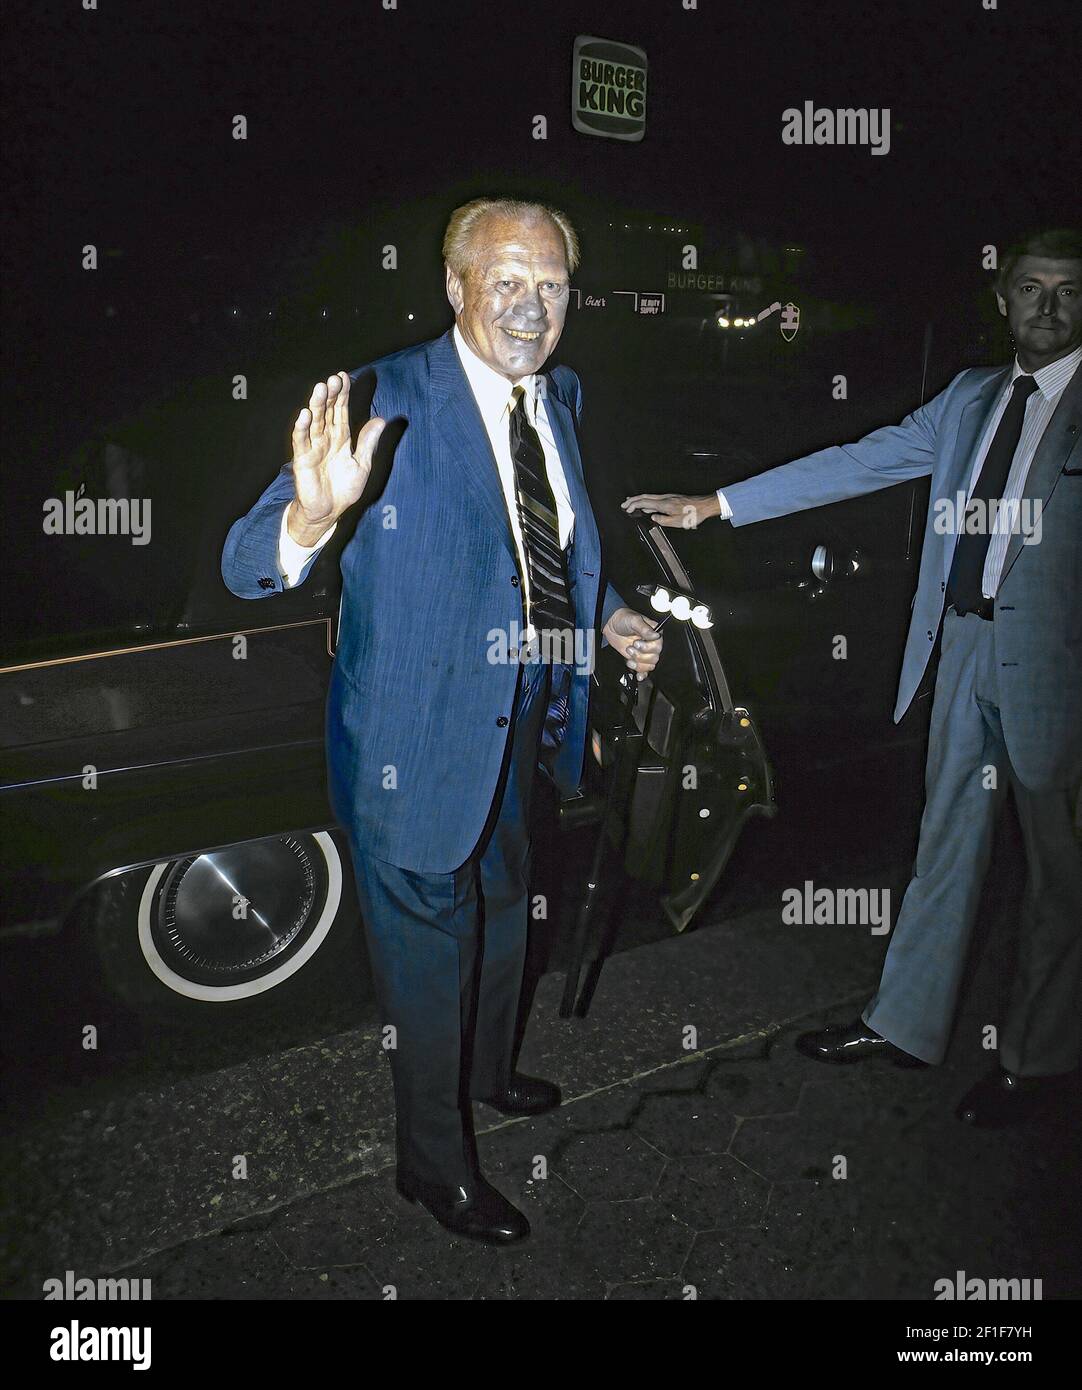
[{"xmin": 153, "ymin": 835, "xmax": 324, "ymax": 986}]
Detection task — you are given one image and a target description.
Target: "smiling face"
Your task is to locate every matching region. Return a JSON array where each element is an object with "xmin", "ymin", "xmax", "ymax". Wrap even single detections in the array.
[
  {"xmin": 996, "ymin": 255, "xmax": 1082, "ymax": 372},
  {"xmin": 445, "ymin": 213, "xmax": 570, "ymax": 381}
]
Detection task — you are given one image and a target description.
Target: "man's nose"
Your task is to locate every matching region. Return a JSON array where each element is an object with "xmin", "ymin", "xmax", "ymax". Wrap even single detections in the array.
[
  {"xmin": 1036, "ymin": 289, "xmax": 1058, "ymax": 316},
  {"xmin": 514, "ymin": 288, "xmax": 546, "ymax": 321}
]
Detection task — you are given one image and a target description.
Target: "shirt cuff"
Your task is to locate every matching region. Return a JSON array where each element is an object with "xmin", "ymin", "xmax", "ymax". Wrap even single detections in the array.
[
  {"xmin": 278, "ymin": 505, "xmax": 336, "ymax": 588},
  {"xmin": 715, "ymin": 488, "xmax": 734, "ymax": 521}
]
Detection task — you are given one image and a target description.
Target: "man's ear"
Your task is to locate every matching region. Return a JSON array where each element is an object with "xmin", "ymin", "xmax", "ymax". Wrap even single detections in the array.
[
  {"xmin": 994, "ymin": 290, "xmax": 1008, "ymax": 318},
  {"xmin": 445, "ymin": 262, "xmax": 464, "ymax": 317}
]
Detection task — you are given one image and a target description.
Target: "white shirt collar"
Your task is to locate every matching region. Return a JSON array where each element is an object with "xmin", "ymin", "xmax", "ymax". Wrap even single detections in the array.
[
  {"xmin": 1011, "ymin": 344, "xmax": 1081, "ymax": 401},
  {"xmin": 453, "ymin": 323, "xmax": 541, "ymax": 423}
]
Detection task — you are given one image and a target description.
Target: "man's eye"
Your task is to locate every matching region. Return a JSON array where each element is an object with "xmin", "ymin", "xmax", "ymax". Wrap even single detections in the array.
[{"xmin": 497, "ymin": 280, "xmax": 515, "ymax": 290}]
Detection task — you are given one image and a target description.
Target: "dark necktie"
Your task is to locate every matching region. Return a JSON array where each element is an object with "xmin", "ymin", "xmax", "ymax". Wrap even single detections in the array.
[
  {"xmin": 508, "ymin": 385, "xmax": 575, "ymax": 648},
  {"xmin": 946, "ymin": 373, "xmax": 1039, "ymax": 615}
]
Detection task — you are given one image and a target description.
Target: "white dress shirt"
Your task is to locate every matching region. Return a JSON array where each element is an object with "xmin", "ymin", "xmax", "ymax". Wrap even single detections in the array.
[
  {"xmin": 277, "ymin": 325, "xmax": 576, "ymax": 626},
  {"xmin": 278, "ymin": 501, "xmax": 337, "ymax": 587},
  {"xmin": 957, "ymin": 346, "xmax": 1080, "ymax": 596},
  {"xmin": 715, "ymin": 346, "xmax": 1080, "ymax": 599}
]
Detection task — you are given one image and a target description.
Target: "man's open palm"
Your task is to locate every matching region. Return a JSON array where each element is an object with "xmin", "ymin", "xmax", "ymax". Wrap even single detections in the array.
[{"xmin": 289, "ymin": 372, "xmax": 386, "ymax": 541}]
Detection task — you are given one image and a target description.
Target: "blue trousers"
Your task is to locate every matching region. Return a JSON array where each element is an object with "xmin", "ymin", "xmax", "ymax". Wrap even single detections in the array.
[{"xmin": 348, "ymin": 657, "xmax": 556, "ymax": 1188}]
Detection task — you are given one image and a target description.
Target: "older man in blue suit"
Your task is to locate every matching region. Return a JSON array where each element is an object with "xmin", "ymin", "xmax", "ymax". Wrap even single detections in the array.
[
  {"xmin": 625, "ymin": 228, "xmax": 1082, "ymax": 1128},
  {"xmin": 223, "ymin": 198, "xmax": 661, "ymax": 1242}
]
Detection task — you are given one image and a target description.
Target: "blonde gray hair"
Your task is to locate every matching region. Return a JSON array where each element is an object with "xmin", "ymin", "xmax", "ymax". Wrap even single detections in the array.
[{"xmin": 443, "ymin": 197, "xmax": 580, "ymax": 279}]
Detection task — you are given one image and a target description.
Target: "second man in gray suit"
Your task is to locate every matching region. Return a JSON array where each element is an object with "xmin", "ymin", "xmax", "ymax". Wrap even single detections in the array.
[{"xmin": 624, "ymin": 227, "xmax": 1082, "ymax": 1128}]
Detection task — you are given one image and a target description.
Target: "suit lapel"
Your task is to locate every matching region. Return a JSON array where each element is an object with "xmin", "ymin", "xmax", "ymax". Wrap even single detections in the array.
[
  {"xmin": 429, "ymin": 330, "xmax": 516, "ymax": 560},
  {"xmin": 998, "ymin": 366, "xmax": 1082, "ymax": 586},
  {"xmin": 941, "ymin": 367, "xmax": 1011, "ymax": 582},
  {"xmin": 542, "ymin": 376, "xmax": 592, "ymax": 541},
  {"xmin": 427, "ymin": 334, "xmax": 599, "ymax": 572}
]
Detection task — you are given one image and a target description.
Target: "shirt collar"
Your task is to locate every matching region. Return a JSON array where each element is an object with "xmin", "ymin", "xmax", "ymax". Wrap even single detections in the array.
[
  {"xmin": 453, "ymin": 324, "xmax": 541, "ymax": 424},
  {"xmin": 1011, "ymin": 344, "xmax": 1082, "ymax": 401}
]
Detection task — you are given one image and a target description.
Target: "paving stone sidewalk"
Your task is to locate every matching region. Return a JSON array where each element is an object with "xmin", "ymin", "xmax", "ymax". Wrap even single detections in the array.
[
  {"xmin": 4, "ymin": 873, "xmax": 1078, "ymax": 1301},
  {"xmin": 112, "ymin": 1010, "xmax": 1081, "ymax": 1301}
]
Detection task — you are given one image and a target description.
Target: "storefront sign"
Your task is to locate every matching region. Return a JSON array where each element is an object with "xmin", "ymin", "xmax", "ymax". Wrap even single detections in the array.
[{"xmin": 572, "ymin": 36, "xmax": 647, "ymax": 142}]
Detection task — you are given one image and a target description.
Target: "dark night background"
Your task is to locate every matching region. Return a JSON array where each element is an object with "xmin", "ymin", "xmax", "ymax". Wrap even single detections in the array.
[{"xmin": 4, "ymin": 0, "xmax": 1081, "ymax": 651}]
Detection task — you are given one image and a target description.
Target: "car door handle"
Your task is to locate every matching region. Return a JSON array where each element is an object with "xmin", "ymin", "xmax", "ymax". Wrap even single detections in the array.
[{"xmin": 811, "ymin": 545, "xmax": 867, "ymax": 582}]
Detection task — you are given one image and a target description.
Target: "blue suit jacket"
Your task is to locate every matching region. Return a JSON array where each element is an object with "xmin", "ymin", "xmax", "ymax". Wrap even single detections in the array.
[
  {"xmin": 222, "ymin": 329, "xmax": 623, "ymax": 870},
  {"xmin": 723, "ymin": 364, "xmax": 1082, "ymax": 789}
]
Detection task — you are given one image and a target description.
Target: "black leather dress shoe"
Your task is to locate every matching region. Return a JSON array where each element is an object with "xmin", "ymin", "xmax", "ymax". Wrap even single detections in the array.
[
  {"xmin": 395, "ymin": 1172, "xmax": 530, "ymax": 1243},
  {"xmin": 474, "ymin": 1072, "xmax": 562, "ymax": 1116},
  {"xmin": 795, "ymin": 1018, "xmax": 929, "ymax": 1068},
  {"xmin": 955, "ymin": 1067, "xmax": 1074, "ymax": 1128}
]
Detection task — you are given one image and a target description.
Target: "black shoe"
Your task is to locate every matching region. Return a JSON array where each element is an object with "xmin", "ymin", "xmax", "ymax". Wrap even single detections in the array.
[
  {"xmin": 795, "ymin": 1018, "xmax": 929, "ymax": 1068},
  {"xmin": 475, "ymin": 1072, "xmax": 562, "ymax": 1116},
  {"xmin": 395, "ymin": 1172, "xmax": 530, "ymax": 1243},
  {"xmin": 955, "ymin": 1067, "xmax": 1074, "ymax": 1128}
]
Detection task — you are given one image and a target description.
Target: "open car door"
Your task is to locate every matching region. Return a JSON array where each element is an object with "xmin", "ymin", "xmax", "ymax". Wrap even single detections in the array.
[
  {"xmin": 559, "ymin": 523, "xmax": 775, "ymax": 1015},
  {"xmin": 578, "ymin": 522, "xmax": 773, "ymax": 911},
  {"xmin": 604, "ymin": 523, "xmax": 776, "ymax": 929}
]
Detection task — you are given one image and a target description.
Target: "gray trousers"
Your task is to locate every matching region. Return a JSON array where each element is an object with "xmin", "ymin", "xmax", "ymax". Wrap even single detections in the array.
[{"xmin": 864, "ymin": 610, "xmax": 1082, "ymax": 1076}]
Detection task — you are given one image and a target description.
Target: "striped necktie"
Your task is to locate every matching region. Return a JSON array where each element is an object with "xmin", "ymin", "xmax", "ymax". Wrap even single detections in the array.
[{"xmin": 508, "ymin": 385, "xmax": 575, "ymax": 650}]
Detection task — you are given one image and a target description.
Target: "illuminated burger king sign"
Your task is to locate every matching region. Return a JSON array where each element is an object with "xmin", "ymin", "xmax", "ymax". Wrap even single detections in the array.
[{"xmin": 572, "ymin": 35, "xmax": 647, "ymax": 142}]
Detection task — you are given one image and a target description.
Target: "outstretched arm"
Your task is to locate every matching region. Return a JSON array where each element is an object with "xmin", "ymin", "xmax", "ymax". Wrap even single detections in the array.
[{"xmin": 621, "ymin": 381, "xmax": 956, "ymax": 531}]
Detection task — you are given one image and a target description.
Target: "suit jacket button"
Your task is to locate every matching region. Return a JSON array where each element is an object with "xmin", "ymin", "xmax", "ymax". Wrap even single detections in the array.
[
  {"xmin": 510, "ymin": 575, "xmax": 520, "ymax": 587},
  {"xmin": 496, "ymin": 715, "xmax": 509, "ymax": 727},
  {"xmin": 927, "ymin": 630, "xmax": 933, "ymax": 639},
  {"xmin": 258, "ymin": 577, "xmax": 276, "ymax": 590}
]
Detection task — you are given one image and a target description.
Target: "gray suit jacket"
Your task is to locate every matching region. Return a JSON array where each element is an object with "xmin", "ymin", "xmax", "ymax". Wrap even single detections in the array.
[{"xmin": 723, "ymin": 365, "xmax": 1082, "ymax": 789}]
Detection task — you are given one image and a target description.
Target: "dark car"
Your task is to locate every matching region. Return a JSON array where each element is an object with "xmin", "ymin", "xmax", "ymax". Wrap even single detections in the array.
[{"xmin": 1, "ymin": 506, "xmax": 774, "ymax": 1021}]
